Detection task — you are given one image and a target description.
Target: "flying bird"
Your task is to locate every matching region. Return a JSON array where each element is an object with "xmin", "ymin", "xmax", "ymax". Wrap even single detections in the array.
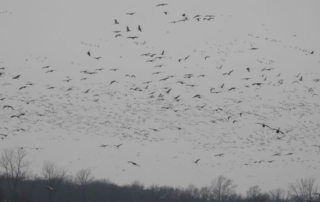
[
  {"xmin": 83, "ymin": 89, "xmax": 90, "ymax": 93},
  {"xmin": 12, "ymin": 75, "xmax": 21, "ymax": 79},
  {"xmin": 114, "ymin": 19, "xmax": 119, "ymax": 24},
  {"xmin": 128, "ymin": 161, "xmax": 140, "ymax": 167},
  {"xmin": 21, "ymin": 100, "xmax": 35, "ymax": 104},
  {"xmin": 110, "ymin": 80, "xmax": 118, "ymax": 85},
  {"xmin": 2, "ymin": 105, "xmax": 14, "ymax": 110},
  {"xmin": 193, "ymin": 158, "xmax": 200, "ymax": 164},
  {"xmin": 223, "ymin": 70, "xmax": 234, "ymax": 75},
  {"xmin": 115, "ymin": 144, "xmax": 123, "ymax": 148},
  {"xmin": 19, "ymin": 86, "xmax": 27, "ymax": 90},
  {"xmin": 127, "ymin": 36, "xmax": 139, "ymax": 40},
  {"xmin": 156, "ymin": 3, "xmax": 168, "ymax": 6},
  {"xmin": 11, "ymin": 113, "xmax": 25, "ymax": 118},
  {"xmin": 138, "ymin": 25, "xmax": 142, "ymax": 32},
  {"xmin": 45, "ymin": 186, "xmax": 53, "ymax": 191}
]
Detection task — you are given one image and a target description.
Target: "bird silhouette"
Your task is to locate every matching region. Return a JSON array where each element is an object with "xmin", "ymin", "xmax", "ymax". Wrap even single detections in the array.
[
  {"xmin": 127, "ymin": 36, "xmax": 139, "ymax": 40},
  {"xmin": 21, "ymin": 100, "xmax": 35, "ymax": 104},
  {"xmin": 256, "ymin": 123, "xmax": 272, "ymax": 129},
  {"xmin": 83, "ymin": 89, "xmax": 90, "ymax": 93},
  {"xmin": 114, "ymin": 19, "xmax": 119, "ymax": 24},
  {"xmin": 126, "ymin": 26, "xmax": 131, "ymax": 32},
  {"xmin": 138, "ymin": 25, "xmax": 142, "ymax": 32},
  {"xmin": 193, "ymin": 158, "xmax": 200, "ymax": 164},
  {"xmin": 3, "ymin": 105, "xmax": 14, "ymax": 110},
  {"xmin": 11, "ymin": 113, "xmax": 25, "ymax": 118},
  {"xmin": 110, "ymin": 80, "xmax": 118, "ymax": 85},
  {"xmin": 12, "ymin": 75, "xmax": 21, "ymax": 79},
  {"xmin": 128, "ymin": 161, "xmax": 140, "ymax": 167},
  {"xmin": 272, "ymin": 128, "xmax": 285, "ymax": 135},
  {"xmin": 115, "ymin": 144, "xmax": 123, "ymax": 148},
  {"xmin": 223, "ymin": 70, "xmax": 234, "ymax": 75},
  {"xmin": 45, "ymin": 186, "xmax": 53, "ymax": 191},
  {"xmin": 19, "ymin": 86, "xmax": 27, "ymax": 90},
  {"xmin": 156, "ymin": 3, "xmax": 168, "ymax": 6}
]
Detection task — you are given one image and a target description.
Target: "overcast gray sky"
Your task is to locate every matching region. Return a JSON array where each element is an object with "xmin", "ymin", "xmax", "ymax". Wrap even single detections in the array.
[{"xmin": 1, "ymin": 0, "xmax": 320, "ymax": 194}]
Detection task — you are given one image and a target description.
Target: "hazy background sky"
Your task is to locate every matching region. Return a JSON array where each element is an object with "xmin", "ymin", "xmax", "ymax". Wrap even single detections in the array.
[{"xmin": 1, "ymin": 0, "xmax": 320, "ymax": 194}]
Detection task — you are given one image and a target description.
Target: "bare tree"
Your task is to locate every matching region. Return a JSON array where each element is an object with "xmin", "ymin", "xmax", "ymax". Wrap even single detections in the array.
[
  {"xmin": 75, "ymin": 168, "xmax": 94, "ymax": 202},
  {"xmin": 209, "ymin": 175, "xmax": 237, "ymax": 202},
  {"xmin": 0, "ymin": 148, "xmax": 30, "ymax": 201},
  {"xmin": 246, "ymin": 185, "xmax": 269, "ymax": 202},
  {"xmin": 199, "ymin": 186, "xmax": 211, "ymax": 202},
  {"xmin": 269, "ymin": 188, "xmax": 286, "ymax": 202},
  {"xmin": 247, "ymin": 185, "xmax": 262, "ymax": 198},
  {"xmin": 42, "ymin": 161, "xmax": 67, "ymax": 202},
  {"xmin": 288, "ymin": 177, "xmax": 318, "ymax": 202}
]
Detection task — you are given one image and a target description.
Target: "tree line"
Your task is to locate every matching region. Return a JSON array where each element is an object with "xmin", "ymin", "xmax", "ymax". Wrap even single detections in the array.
[{"xmin": 0, "ymin": 148, "xmax": 319, "ymax": 202}]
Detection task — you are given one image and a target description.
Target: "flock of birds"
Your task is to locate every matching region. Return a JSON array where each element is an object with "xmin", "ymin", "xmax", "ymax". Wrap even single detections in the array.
[{"xmin": 1, "ymin": 1, "xmax": 320, "ymax": 190}]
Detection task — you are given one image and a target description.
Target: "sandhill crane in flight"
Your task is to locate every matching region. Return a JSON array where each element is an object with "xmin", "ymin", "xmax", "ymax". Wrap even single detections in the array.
[
  {"xmin": 19, "ymin": 86, "xmax": 27, "ymax": 90},
  {"xmin": 45, "ymin": 186, "xmax": 53, "ymax": 191},
  {"xmin": 223, "ymin": 70, "xmax": 234, "ymax": 75},
  {"xmin": 128, "ymin": 161, "xmax": 140, "ymax": 167},
  {"xmin": 127, "ymin": 36, "xmax": 139, "ymax": 40},
  {"xmin": 12, "ymin": 75, "xmax": 21, "ymax": 79},
  {"xmin": 11, "ymin": 113, "xmax": 25, "ymax": 118},
  {"xmin": 193, "ymin": 158, "xmax": 200, "ymax": 164},
  {"xmin": 110, "ymin": 80, "xmax": 118, "ymax": 85},
  {"xmin": 21, "ymin": 100, "xmax": 35, "ymax": 104},
  {"xmin": 114, "ymin": 144, "xmax": 123, "ymax": 148},
  {"xmin": 156, "ymin": 3, "xmax": 168, "ymax": 6},
  {"xmin": 83, "ymin": 89, "xmax": 90, "ymax": 93}
]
